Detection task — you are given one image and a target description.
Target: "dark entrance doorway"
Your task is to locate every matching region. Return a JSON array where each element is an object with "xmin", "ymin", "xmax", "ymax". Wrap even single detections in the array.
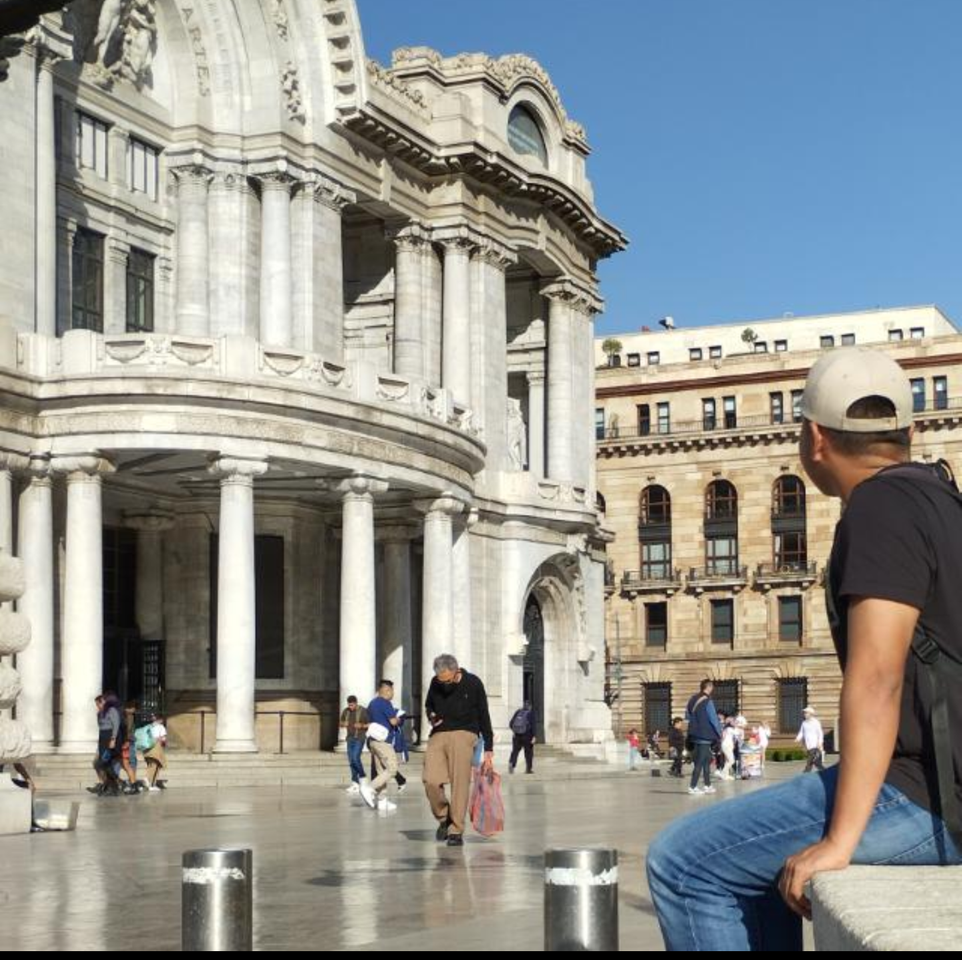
[{"xmin": 523, "ymin": 595, "xmax": 546, "ymax": 741}]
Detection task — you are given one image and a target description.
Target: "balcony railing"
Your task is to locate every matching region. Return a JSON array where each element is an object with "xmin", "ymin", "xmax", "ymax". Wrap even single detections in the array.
[
  {"xmin": 756, "ymin": 561, "xmax": 818, "ymax": 582},
  {"xmin": 621, "ymin": 568, "xmax": 685, "ymax": 593},
  {"xmin": 599, "ymin": 397, "xmax": 962, "ymax": 445},
  {"xmin": 689, "ymin": 564, "xmax": 749, "ymax": 584}
]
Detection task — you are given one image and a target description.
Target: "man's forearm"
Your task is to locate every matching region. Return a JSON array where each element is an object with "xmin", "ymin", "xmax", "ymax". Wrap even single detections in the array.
[{"xmin": 828, "ymin": 677, "xmax": 902, "ymax": 856}]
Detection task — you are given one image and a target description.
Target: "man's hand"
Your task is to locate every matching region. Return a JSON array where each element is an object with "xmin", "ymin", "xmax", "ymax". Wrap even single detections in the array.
[
  {"xmin": 780, "ymin": 839, "xmax": 852, "ymax": 920},
  {"xmin": 481, "ymin": 751, "xmax": 495, "ymax": 773}
]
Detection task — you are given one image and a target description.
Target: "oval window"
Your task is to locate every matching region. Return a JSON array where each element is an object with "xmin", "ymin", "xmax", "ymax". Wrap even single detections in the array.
[{"xmin": 508, "ymin": 105, "xmax": 548, "ymax": 165}]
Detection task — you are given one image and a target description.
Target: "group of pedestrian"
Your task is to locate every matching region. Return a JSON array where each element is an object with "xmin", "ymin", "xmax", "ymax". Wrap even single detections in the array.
[
  {"xmin": 340, "ymin": 654, "xmax": 496, "ymax": 849},
  {"xmin": 88, "ymin": 693, "xmax": 168, "ymax": 797}
]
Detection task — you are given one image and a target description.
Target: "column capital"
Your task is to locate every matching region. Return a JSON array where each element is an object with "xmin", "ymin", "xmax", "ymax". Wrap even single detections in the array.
[
  {"xmin": 436, "ymin": 232, "xmax": 479, "ymax": 257},
  {"xmin": 123, "ymin": 509, "xmax": 177, "ymax": 533},
  {"xmin": 388, "ymin": 221, "xmax": 434, "ymax": 254},
  {"xmin": 0, "ymin": 451, "xmax": 30, "ymax": 474},
  {"xmin": 106, "ymin": 237, "xmax": 131, "ymax": 265},
  {"xmin": 253, "ymin": 170, "xmax": 298, "ymax": 194},
  {"xmin": 541, "ymin": 278, "xmax": 603, "ymax": 316},
  {"xmin": 414, "ymin": 495, "xmax": 467, "ymax": 519},
  {"xmin": 377, "ymin": 523, "xmax": 419, "ymax": 544},
  {"xmin": 209, "ymin": 457, "xmax": 269, "ymax": 484},
  {"xmin": 51, "ymin": 455, "xmax": 116, "ymax": 480},
  {"xmin": 210, "ymin": 169, "xmax": 255, "ymax": 195},
  {"xmin": 337, "ymin": 474, "xmax": 389, "ymax": 502},
  {"xmin": 171, "ymin": 164, "xmax": 215, "ymax": 190},
  {"xmin": 473, "ymin": 238, "xmax": 518, "ymax": 272},
  {"xmin": 526, "ymin": 369, "xmax": 547, "ymax": 387},
  {"xmin": 298, "ymin": 174, "xmax": 356, "ymax": 212}
]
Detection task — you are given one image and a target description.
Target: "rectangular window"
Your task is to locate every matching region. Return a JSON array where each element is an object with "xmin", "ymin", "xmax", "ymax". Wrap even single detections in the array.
[
  {"xmin": 627, "ymin": 353, "xmax": 641, "ymax": 367},
  {"xmin": 820, "ymin": 335, "xmax": 835, "ymax": 349},
  {"xmin": 690, "ymin": 348, "xmax": 703, "ymax": 362},
  {"xmin": 595, "ymin": 409, "xmax": 606, "ymax": 441},
  {"xmin": 642, "ymin": 541, "xmax": 672, "ymax": 581},
  {"xmin": 638, "ymin": 404, "xmax": 651, "ymax": 437},
  {"xmin": 645, "ymin": 602, "xmax": 668, "ymax": 649},
  {"xmin": 76, "ymin": 111, "xmax": 109, "ymax": 179},
  {"xmin": 713, "ymin": 680, "xmax": 740, "ymax": 719},
  {"xmin": 210, "ymin": 535, "xmax": 286, "ymax": 680},
  {"xmin": 775, "ymin": 340, "xmax": 788, "ymax": 353},
  {"xmin": 71, "ymin": 228, "xmax": 105, "ymax": 332},
  {"xmin": 657, "ymin": 401, "xmax": 671, "ymax": 435},
  {"xmin": 911, "ymin": 328, "xmax": 926, "ymax": 340},
  {"xmin": 702, "ymin": 398, "xmax": 717, "ymax": 431},
  {"xmin": 754, "ymin": 341, "xmax": 768, "ymax": 354},
  {"xmin": 709, "ymin": 346, "xmax": 723, "ymax": 360},
  {"xmin": 648, "ymin": 352, "xmax": 661, "ymax": 367},
  {"xmin": 779, "ymin": 596, "xmax": 804, "ymax": 643},
  {"xmin": 775, "ymin": 531, "xmax": 808, "ymax": 570},
  {"xmin": 889, "ymin": 329, "xmax": 904, "ymax": 342},
  {"xmin": 792, "ymin": 389, "xmax": 804, "ymax": 423},
  {"xmin": 911, "ymin": 379, "xmax": 926, "ymax": 414},
  {"xmin": 771, "ymin": 392, "xmax": 785, "ymax": 425},
  {"xmin": 842, "ymin": 333, "xmax": 856, "ymax": 347},
  {"xmin": 707, "ymin": 537, "xmax": 738, "ymax": 577},
  {"xmin": 711, "ymin": 599, "xmax": 734, "ymax": 645},
  {"xmin": 126, "ymin": 248, "xmax": 155, "ymax": 333},
  {"xmin": 127, "ymin": 137, "xmax": 160, "ymax": 201},
  {"xmin": 643, "ymin": 682, "xmax": 672, "ymax": 737},
  {"xmin": 935, "ymin": 376, "xmax": 949, "ymax": 411},
  {"xmin": 723, "ymin": 396, "xmax": 737, "ymax": 429},
  {"xmin": 778, "ymin": 678, "xmax": 808, "ymax": 734}
]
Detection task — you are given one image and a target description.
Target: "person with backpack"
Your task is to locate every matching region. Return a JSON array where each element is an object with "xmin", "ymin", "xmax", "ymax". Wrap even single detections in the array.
[
  {"xmin": 648, "ymin": 348, "xmax": 962, "ymax": 951},
  {"xmin": 360, "ymin": 680, "xmax": 401, "ymax": 813},
  {"xmin": 668, "ymin": 718, "xmax": 686, "ymax": 778},
  {"xmin": 140, "ymin": 714, "xmax": 168, "ymax": 791},
  {"xmin": 508, "ymin": 701, "xmax": 537, "ymax": 775},
  {"xmin": 685, "ymin": 680, "xmax": 723, "ymax": 796}
]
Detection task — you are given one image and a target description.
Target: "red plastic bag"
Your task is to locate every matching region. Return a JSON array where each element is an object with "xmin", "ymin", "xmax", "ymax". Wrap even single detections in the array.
[{"xmin": 469, "ymin": 768, "xmax": 505, "ymax": 838}]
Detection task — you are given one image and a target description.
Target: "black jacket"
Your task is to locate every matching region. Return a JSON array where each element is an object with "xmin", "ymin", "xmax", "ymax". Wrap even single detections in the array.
[{"xmin": 425, "ymin": 671, "xmax": 494, "ymax": 752}]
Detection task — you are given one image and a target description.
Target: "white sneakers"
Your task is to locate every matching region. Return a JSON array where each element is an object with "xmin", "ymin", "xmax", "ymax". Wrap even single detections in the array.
[
  {"xmin": 346, "ymin": 783, "xmax": 361, "ymax": 796},
  {"xmin": 377, "ymin": 799, "xmax": 398, "ymax": 813},
  {"xmin": 358, "ymin": 780, "xmax": 377, "ymax": 809},
  {"xmin": 689, "ymin": 785, "xmax": 718, "ymax": 796}
]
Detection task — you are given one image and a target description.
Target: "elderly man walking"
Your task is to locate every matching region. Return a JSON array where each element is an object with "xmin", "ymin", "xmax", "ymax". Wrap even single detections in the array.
[{"xmin": 422, "ymin": 654, "xmax": 495, "ymax": 848}]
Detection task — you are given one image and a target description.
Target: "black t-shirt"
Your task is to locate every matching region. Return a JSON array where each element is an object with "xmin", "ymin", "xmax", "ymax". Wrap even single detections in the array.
[{"xmin": 829, "ymin": 462, "xmax": 962, "ymax": 815}]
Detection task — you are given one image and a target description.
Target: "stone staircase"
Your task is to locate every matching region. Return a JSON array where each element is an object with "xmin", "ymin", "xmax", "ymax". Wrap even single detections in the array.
[{"xmin": 29, "ymin": 744, "xmax": 624, "ymax": 793}]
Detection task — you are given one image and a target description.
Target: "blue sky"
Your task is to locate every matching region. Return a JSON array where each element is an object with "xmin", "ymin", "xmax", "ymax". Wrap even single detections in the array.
[{"xmin": 357, "ymin": 1, "xmax": 962, "ymax": 337}]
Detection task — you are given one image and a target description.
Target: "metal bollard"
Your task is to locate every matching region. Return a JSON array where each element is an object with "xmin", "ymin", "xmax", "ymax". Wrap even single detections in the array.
[
  {"xmin": 182, "ymin": 849, "xmax": 253, "ymax": 952},
  {"xmin": 545, "ymin": 848, "xmax": 619, "ymax": 952}
]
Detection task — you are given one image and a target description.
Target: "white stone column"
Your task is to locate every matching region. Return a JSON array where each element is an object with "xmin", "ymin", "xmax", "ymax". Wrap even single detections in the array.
[
  {"xmin": 338, "ymin": 476, "xmax": 387, "ymax": 728},
  {"xmin": 381, "ymin": 528, "xmax": 414, "ymax": 715},
  {"xmin": 527, "ymin": 370, "xmax": 546, "ymax": 480},
  {"xmin": 210, "ymin": 458, "xmax": 268, "ymax": 754},
  {"xmin": 16, "ymin": 456, "xmax": 55, "ymax": 751},
  {"xmin": 173, "ymin": 165, "xmax": 213, "ymax": 337},
  {"xmin": 35, "ymin": 50, "xmax": 59, "ymax": 337},
  {"xmin": 440, "ymin": 237, "xmax": 475, "ymax": 405},
  {"xmin": 257, "ymin": 172, "xmax": 295, "ymax": 348},
  {"xmin": 416, "ymin": 496, "xmax": 464, "ymax": 728},
  {"xmin": 452, "ymin": 510, "xmax": 478, "ymax": 671},
  {"xmin": 53, "ymin": 456, "xmax": 115, "ymax": 754},
  {"xmin": 392, "ymin": 225, "xmax": 431, "ymax": 380},
  {"xmin": 209, "ymin": 172, "xmax": 255, "ymax": 338},
  {"xmin": 545, "ymin": 284, "xmax": 575, "ymax": 483},
  {"xmin": 124, "ymin": 511, "xmax": 176, "ymax": 642},
  {"xmin": 104, "ymin": 238, "xmax": 130, "ymax": 335}
]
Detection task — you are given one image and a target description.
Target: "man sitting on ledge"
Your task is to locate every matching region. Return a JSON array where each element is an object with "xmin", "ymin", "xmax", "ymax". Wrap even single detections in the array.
[{"xmin": 647, "ymin": 347, "xmax": 962, "ymax": 951}]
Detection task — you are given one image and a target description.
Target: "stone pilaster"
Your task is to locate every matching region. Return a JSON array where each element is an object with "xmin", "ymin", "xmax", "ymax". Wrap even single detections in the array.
[
  {"xmin": 256, "ymin": 171, "xmax": 295, "ymax": 348},
  {"xmin": 209, "ymin": 457, "xmax": 268, "ymax": 754},
  {"xmin": 527, "ymin": 370, "xmax": 547, "ymax": 480},
  {"xmin": 52, "ymin": 455, "xmax": 115, "ymax": 754},
  {"xmin": 105, "ymin": 237, "xmax": 131, "ymax": 335},
  {"xmin": 379, "ymin": 525, "xmax": 416, "ymax": 715},
  {"xmin": 439, "ymin": 236, "xmax": 476, "ymax": 405},
  {"xmin": 391, "ymin": 223, "xmax": 433, "ymax": 381},
  {"xmin": 35, "ymin": 44, "xmax": 63, "ymax": 338},
  {"xmin": 173, "ymin": 165, "xmax": 214, "ymax": 337}
]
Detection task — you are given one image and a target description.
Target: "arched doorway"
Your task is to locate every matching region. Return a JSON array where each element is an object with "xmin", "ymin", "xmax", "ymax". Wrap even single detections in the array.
[{"xmin": 523, "ymin": 595, "xmax": 546, "ymax": 741}]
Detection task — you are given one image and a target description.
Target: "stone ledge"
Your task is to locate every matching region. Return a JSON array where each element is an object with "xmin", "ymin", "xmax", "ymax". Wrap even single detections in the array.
[{"xmin": 812, "ymin": 866, "xmax": 962, "ymax": 952}]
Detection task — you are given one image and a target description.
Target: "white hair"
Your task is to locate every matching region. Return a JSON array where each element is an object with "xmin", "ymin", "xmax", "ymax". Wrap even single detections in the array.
[{"xmin": 433, "ymin": 654, "xmax": 459, "ymax": 675}]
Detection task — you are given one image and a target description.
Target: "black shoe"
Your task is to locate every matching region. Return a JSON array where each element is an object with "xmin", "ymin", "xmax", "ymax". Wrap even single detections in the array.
[
  {"xmin": 436, "ymin": 819, "xmax": 452, "ymax": 842},
  {"xmin": 446, "ymin": 834, "xmax": 464, "ymax": 848},
  {"xmin": 525, "ymin": 770, "xmax": 534, "ymax": 775},
  {"xmin": 86, "ymin": 785, "xmax": 104, "ymax": 796}
]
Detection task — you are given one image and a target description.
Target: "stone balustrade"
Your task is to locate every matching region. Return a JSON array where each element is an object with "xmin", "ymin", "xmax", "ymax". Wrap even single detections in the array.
[{"xmin": 3, "ymin": 330, "xmax": 480, "ymax": 439}]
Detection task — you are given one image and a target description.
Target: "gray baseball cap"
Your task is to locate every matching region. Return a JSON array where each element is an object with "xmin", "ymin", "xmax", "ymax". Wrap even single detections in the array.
[{"xmin": 801, "ymin": 347, "xmax": 914, "ymax": 433}]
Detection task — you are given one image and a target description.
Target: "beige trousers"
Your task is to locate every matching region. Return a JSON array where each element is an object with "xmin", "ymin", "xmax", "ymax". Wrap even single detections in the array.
[{"xmin": 422, "ymin": 730, "xmax": 478, "ymax": 837}]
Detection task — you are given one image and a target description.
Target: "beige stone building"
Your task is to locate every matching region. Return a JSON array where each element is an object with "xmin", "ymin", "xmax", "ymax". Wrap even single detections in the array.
[{"xmin": 596, "ymin": 306, "xmax": 962, "ymax": 741}]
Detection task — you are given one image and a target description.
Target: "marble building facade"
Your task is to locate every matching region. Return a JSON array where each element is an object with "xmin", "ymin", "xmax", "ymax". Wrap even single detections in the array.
[{"xmin": 0, "ymin": 0, "xmax": 626, "ymax": 754}]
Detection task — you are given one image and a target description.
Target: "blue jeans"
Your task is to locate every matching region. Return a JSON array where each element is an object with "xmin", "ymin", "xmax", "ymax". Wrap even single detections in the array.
[
  {"xmin": 690, "ymin": 741, "xmax": 713, "ymax": 790},
  {"xmin": 346, "ymin": 739, "xmax": 365, "ymax": 783},
  {"xmin": 647, "ymin": 766, "xmax": 961, "ymax": 951}
]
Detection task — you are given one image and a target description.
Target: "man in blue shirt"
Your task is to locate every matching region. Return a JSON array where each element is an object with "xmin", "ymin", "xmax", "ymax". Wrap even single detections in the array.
[
  {"xmin": 360, "ymin": 680, "xmax": 400, "ymax": 812},
  {"xmin": 686, "ymin": 680, "xmax": 723, "ymax": 796}
]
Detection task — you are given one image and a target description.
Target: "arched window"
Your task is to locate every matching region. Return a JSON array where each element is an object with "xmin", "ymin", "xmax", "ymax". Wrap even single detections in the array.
[
  {"xmin": 639, "ymin": 486, "xmax": 672, "ymax": 581},
  {"xmin": 508, "ymin": 104, "xmax": 549, "ymax": 166},
  {"xmin": 773, "ymin": 476, "xmax": 808, "ymax": 570},
  {"xmin": 705, "ymin": 481, "xmax": 739, "ymax": 576}
]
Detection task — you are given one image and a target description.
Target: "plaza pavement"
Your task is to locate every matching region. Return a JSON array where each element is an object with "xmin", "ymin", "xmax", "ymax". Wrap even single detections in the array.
[{"xmin": 1, "ymin": 761, "xmax": 816, "ymax": 951}]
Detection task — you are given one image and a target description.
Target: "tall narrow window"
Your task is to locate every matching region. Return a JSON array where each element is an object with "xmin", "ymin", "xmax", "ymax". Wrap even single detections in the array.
[
  {"xmin": 771, "ymin": 392, "xmax": 785, "ymax": 425},
  {"xmin": 640, "ymin": 486, "xmax": 672, "ymax": 581},
  {"xmin": 638, "ymin": 405, "xmax": 651, "ymax": 437},
  {"xmin": 643, "ymin": 683, "xmax": 672, "ymax": 736},
  {"xmin": 76, "ymin": 111, "xmax": 109, "ymax": 179},
  {"xmin": 72, "ymin": 229, "xmax": 105, "ymax": 332},
  {"xmin": 723, "ymin": 396, "xmax": 737, "ymax": 429},
  {"xmin": 773, "ymin": 476, "xmax": 807, "ymax": 570},
  {"xmin": 126, "ymin": 248, "xmax": 155, "ymax": 333},
  {"xmin": 935, "ymin": 376, "xmax": 949, "ymax": 411},
  {"xmin": 702, "ymin": 398, "xmax": 717, "ymax": 431},
  {"xmin": 711, "ymin": 599, "xmax": 734, "ymax": 645},
  {"xmin": 645, "ymin": 603, "xmax": 668, "ymax": 649},
  {"xmin": 779, "ymin": 597, "xmax": 803, "ymax": 643},
  {"xmin": 127, "ymin": 137, "xmax": 160, "ymax": 201},
  {"xmin": 713, "ymin": 680, "xmax": 740, "ymax": 718},
  {"xmin": 792, "ymin": 390, "xmax": 805, "ymax": 423},
  {"xmin": 706, "ymin": 480, "xmax": 739, "ymax": 577},
  {"xmin": 778, "ymin": 678, "xmax": 808, "ymax": 734},
  {"xmin": 657, "ymin": 402, "xmax": 671, "ymax": 435},
  {"xmin": 595, "ymin": 409, "xmax": 606, "ymax": 441},
  {"xmin": 911, "ymin": 379, "xmax": 926, "ymax": 414}
]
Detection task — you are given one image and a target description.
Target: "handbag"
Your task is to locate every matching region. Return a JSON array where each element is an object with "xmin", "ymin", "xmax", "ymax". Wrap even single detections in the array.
[{"xmin": 469, "ymin": 768, "xmax": 505, "ymax": 838}]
